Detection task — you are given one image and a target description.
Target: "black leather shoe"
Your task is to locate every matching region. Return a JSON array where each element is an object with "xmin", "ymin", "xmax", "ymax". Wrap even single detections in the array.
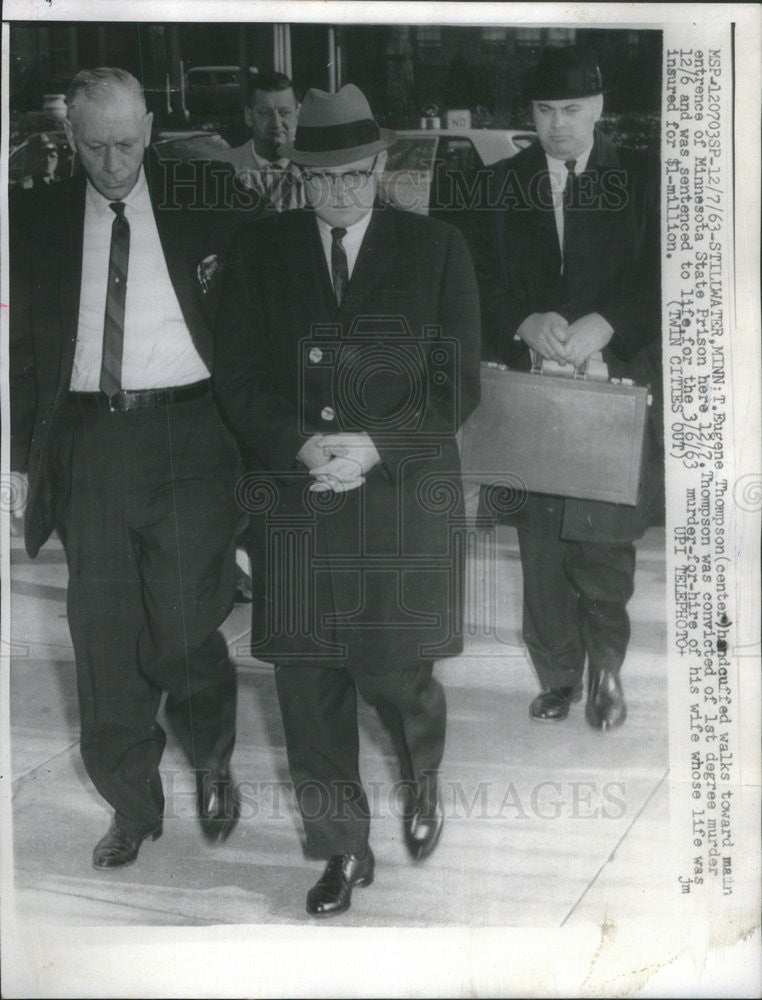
[
  {"xmin": 586, "ymin": 670, "xmax": 627, "ymax": 730},
  {"xmin": 529, "ymin": 685, "xmax": 583, "ymax": 722},
  {"xmin": 403, "ymin": 781, "xmax": 444, "ymax": 861},
  {"xmin": 196, "ymin": 769, "xmax": 241, "ymax": 843},
  {"xmin": 306, "ymin": 849, "xmax": 375, "ymax": 917},
  {"xmin": 92, "ymin": 820, "xmax": 162, "ymax": 870}
]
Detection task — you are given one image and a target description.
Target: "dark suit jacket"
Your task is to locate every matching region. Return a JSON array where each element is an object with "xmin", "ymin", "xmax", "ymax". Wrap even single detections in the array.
[
  {"xmin": 9, "ymin": 150, "xmax": 244, "ymax": 557},
  {"xmin": 213, "ymin": 205, "xmax": 481, "ymax": 666},
  {"xmin": 473, "ymin": 129, "xmax": 663, "ymax": 542}
]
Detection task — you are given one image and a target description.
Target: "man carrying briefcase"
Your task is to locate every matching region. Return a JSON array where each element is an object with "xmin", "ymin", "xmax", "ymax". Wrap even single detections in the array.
[{"xmin": 475, "ymin": 46, "xmax": 662, "ymax": 730}]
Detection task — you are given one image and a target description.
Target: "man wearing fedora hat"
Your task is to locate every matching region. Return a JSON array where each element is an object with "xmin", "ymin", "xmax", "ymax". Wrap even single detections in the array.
[
  {"xmin": 476, "ymin": 46, "xmax": 662, "ymax": 731},
  {"xmin": 214, "ymin": 83, "xmax": 481, "ymax": 916}
]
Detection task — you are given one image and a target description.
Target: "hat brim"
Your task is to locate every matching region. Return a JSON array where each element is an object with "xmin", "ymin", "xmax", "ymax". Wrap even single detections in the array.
[
  {"xmin": 521, "ymin": 85, "xmax": 606, "ymax": 102},
  {"xmin": 281, "ymin": 129, "xmax": 396, "ymax": 167}
]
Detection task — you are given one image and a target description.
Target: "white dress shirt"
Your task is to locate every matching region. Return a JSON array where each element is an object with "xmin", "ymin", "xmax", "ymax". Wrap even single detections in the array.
[
  {"xmin": 546, "ymin": 146, "xmax": 592, "ymax": 253},
  {"xmin": 316, "ymin": 210, "xmax": 374, "ymax": 292},
  {"xmin": 70, "ymin": 167, "xmax": 210, "ymax": 391}
]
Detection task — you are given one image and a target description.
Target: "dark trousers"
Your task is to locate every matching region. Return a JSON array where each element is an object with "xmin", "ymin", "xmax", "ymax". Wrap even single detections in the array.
[
  {"xmin": 274, "ymin": 660, "xmax": 446, "ymax": 858},
  {"xmin": 57, "ymin": 394, "xmax": 242, "ymax": 836},
  {"xmin": 517, "ymin": 528, "xmax": 635, "ymax": 691}
]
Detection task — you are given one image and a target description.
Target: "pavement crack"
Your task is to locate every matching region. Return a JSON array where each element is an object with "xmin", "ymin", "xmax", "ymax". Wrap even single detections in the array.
[
  {"xmin": 12, "ymin": 740, "xmax": 80, "ymax": 790},
  {"xmin": 560, "ymin": 766, "xmax": 670, "ymax": 927}
]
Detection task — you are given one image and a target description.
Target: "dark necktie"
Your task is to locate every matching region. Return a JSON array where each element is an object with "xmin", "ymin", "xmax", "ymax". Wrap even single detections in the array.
[
  {"xmin": 331, "ymin": 226, "xmax": 349, "ymax": 306},
  {"xmin": 561, "ymin": 159, "xmax": 577, "ymax": 276},
  {"xmin": 100, "ymin": 201, "xmax": 130, "ymax": 397}
]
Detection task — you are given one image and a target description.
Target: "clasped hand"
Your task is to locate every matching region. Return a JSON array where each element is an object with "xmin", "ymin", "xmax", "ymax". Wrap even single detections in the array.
[
  {"xmin": 298, "ymin": 432, "xmax": 381, "ymax": 493},
  {"xmin": 517, "ymin": 311, "xmax": 614, "ymax": 369}
]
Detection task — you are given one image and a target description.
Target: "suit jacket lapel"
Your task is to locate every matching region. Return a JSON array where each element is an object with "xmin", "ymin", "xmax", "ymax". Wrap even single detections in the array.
[
  {"xmin": 587, "ymin": 129, "xmax": 621, "ymax": 172},
  {"xmin": 275, "ymin": 207, "xmax": 398, "ymax": 325},
  {"xmin": 146, "ymin": 151, "xmax": 198, "ymax": 329},
  {"xmin": 574, "ymin": 130, "xmax": 623, "ymax": 243},
  {"xmin": 59, "ymin": 173, "xmax": 87, "ymax": 386},
  {"xmin": 337, "ymin": 206, "xmax": 396, "ymax": 319},
  {"xmin": 519, "ymin": 146, "xmax": 561, "ymax": 271},
  {"xmin": 279, "ymin": 210, "xmax": 335, "ymax": 322},
  {"xmin": 145, "ymin": 150, "xmax": 219, "ymax": 367}
]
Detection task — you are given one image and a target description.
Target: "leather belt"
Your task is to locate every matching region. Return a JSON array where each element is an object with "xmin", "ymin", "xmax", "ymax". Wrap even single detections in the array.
[{"xmin": 69, "ymin": 379, "xmax": 210, "ymax": 412}]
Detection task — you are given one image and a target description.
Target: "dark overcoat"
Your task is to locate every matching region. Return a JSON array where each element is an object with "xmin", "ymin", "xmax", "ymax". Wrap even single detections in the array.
[
  {"xmin": 213, "ymin": 205, "xmax": 481, "ymax": 667},
  {"xmin": 474, "ymin": 129, "xmax": 663, "ymax": 543},
  {"xmin": 9, "ymin": 151, "xmax": 246, "ymax": 557}
]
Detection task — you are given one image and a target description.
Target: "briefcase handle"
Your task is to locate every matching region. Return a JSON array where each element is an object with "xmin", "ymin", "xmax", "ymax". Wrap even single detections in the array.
[{"xmin": 529, "ymin": 350, "xmax": 609, "ymax": 381}]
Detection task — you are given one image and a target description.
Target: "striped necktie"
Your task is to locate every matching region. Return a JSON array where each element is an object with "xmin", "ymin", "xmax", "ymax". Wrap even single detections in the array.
[
  {"xmin": 263, "ymin": 162, "xmax": 303, "ymax": 212},
  {"xmin": 100, "ymin": 201, "xmax": 129, "ymax": 398},
  {"xmin": 331, "ymin": 227, "xmax": 349, "ymax": 305},
  {"xmin": 263, "ymin": 162, "xmax": 284, "ymax": 210}
]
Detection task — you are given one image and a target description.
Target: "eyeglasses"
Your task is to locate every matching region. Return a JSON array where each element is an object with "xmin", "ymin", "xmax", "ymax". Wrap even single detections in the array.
[{"xmin": 302, "ymin": 157, "xmax": 378, "ymax": 188}]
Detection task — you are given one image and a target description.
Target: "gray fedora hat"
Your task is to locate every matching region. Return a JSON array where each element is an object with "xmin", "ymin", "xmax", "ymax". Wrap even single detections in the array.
[
  {"xmin": 281, "ymin": 83, "xmax": 396, "ymax": 166},
  {"xmin": 524, "ymin": 47, "xmax": 604, "ymax": 101}
]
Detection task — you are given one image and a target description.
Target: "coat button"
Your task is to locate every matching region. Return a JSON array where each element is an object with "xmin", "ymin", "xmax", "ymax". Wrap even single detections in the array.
[
  {"xmin": 309, "ymin": 347, "xmax": 323, "ymax": 364},
  {"xmin": 321, "ymin": 406, "xmax": 335, "ymax": 422}
]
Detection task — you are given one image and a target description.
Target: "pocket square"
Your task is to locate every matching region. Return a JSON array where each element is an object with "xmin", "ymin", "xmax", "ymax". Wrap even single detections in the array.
[{"xmin": 197, "ymin": 254, "xmax": 220, "ymax": 295}]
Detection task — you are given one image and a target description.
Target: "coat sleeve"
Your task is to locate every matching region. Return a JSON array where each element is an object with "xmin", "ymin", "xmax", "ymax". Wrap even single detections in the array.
[
  {"xmin": 368, "ymin": 221, "xmax": 482, "ymax": 475},
  {"xmin": 470, "ymin": 161, "xmax": 534, "ymax": 368},
  {"xmin": 212, "ymin": 222, "xmax": 308, "ymax": 472},
  {"xmin": 428, "ymin": 222, "xmax": 481, "ymax": 432},
  {"xmin": 596, "ymin": 154, "xmax": 661, "ymax": 360},
  {"xmin": 8, "ymin": 189, "xmax": 38, "ymax": 473}
]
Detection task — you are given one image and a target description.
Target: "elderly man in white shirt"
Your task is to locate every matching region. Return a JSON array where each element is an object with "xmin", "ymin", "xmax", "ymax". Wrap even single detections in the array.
[{"xmin": 10, "ymin": 67, "xmax": 245, "ymax": 870}]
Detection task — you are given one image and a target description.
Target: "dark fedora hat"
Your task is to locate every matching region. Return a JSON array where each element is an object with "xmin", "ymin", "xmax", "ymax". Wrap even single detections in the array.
[
  {"xmin": 524, "ymin": 46, "xmax": 604, "ymax": 101},
  {"xmin": 281, "ymin": 83, "xmax": 396, "ymax": 167}
]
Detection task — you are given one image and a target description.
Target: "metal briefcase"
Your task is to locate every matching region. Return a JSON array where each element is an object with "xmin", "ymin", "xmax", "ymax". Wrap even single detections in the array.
[{"xmin": 460, "ymin": 359, "xmax": 650, "ymax": 506}]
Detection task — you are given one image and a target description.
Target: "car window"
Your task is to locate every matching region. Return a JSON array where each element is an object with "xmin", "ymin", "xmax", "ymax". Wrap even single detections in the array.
[
  {"xmin": 385, "ymin": 137, "xmax": 438, "ymax": 173},
  {"xmin": 437, "ymin": 138, "xmax": 482, "ymax": 173},
  {"xmin": 380, "ymin": 138, "xmax": 437, "ymax": 215},
  {"xmin": 154, "ymin": 133, "xmax": 231, "ymax": 160},
  {"xmin": 216, "ymin": 72, "xmax": 239, "ymax": 86},
  {"xmin": 511, "ymin": 134, "xmax": 538, "ymax": 153},
  {"xmin": 9, "ymin": 132, "xmax": 74, "ymax": 187}
]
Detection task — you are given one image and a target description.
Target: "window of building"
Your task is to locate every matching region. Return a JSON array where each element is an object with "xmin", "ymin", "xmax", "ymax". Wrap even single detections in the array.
[
  {"xmin": 515, "ymin": 28, "xmax": 543, "ymax": 50},
  {"xmin": 415, "ymin": 25, "xmax": 442, "ymax": 58}
]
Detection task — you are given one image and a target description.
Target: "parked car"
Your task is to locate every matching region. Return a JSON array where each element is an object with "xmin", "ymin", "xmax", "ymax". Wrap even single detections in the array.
[
  {"xmin": 8, "ymin": 130, "xmax": 75, "ymax": 188},
  {"xmin": 184, "ymin": 66, "xmax": 256, "ymax": 117},
  {"xmin": 153, "ymin": 129, "xmax": 233, "ymax": 161},
  {"xmin": 380, "ymin": 128, "xmax": 537, "ymax": 216}
]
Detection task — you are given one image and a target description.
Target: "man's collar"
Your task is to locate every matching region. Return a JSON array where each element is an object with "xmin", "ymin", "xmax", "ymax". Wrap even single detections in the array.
[
  {"xmin": 250, "ymin": 140, "xmax": 290, "ymax": 170},
  {"xmin": 545, "ymin": 144, "xmax": 593, "ymax": 175},
  {"xmin": 315, "ymin": 209, "xmax": 373, "ymax": 240},
  {"xmin": 85, "ymin": 166, "xmax": 148, "ymax": 214}
]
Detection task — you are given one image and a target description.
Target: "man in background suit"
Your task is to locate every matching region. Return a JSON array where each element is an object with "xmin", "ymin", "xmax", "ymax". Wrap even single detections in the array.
[
  {"xmin": 214, "ymin": 84, "xmax": 481, "ymax": 917},
  {"xmin": 10, "ymin": 68, "xmax": 244, "ymax": 868},
  {"xmin": 476, "ymin": 46, "xmax": 662, "ymax": 730},
  {"xmin": 212, "ymin": 70, "xmax": 304, "ymax": 212}
]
